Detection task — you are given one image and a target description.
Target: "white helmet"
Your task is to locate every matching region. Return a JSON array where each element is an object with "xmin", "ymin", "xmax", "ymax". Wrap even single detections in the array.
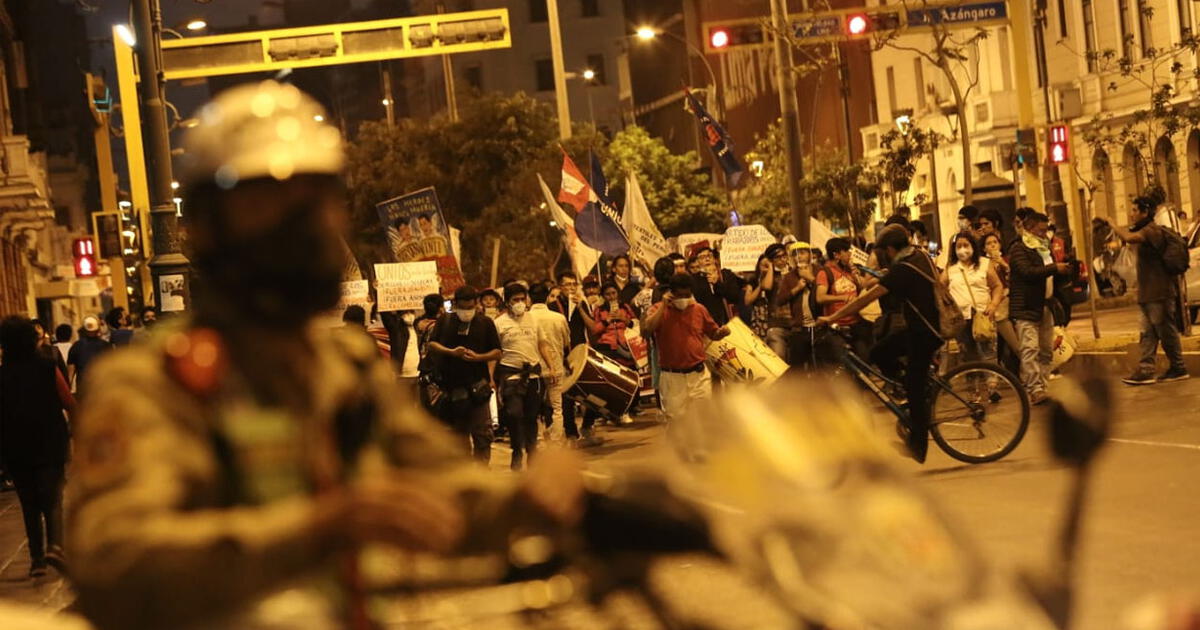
[{"xmin": 178, "ymin": 80, "xmax": 344, "ymax": 189}]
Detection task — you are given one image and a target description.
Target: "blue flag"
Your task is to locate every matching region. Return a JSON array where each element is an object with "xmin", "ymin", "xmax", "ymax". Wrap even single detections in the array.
[
  {"xmin": 574, "ymin": 153, "xmax": 630, "ymax": 257},
  {"xmin": 685, "ymin": 88, "xmax": 746, "ymax": 188}
]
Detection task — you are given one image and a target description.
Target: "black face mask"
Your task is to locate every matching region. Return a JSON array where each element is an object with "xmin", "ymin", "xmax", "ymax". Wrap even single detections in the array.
[{"xmin": 194, "ymin": 201, "xmax": 344, "ymax": 328}]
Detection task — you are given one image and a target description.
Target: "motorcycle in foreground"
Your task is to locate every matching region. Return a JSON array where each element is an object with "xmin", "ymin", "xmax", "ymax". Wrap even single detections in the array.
[{"xmin": 7, "ymin": 372, "xmax": 1185, "ymax": 630}]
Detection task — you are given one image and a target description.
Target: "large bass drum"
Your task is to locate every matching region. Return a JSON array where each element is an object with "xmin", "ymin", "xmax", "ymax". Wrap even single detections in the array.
[{"xmin": 562, "ymin": 345, "xmax": 639, "ymax": 419}]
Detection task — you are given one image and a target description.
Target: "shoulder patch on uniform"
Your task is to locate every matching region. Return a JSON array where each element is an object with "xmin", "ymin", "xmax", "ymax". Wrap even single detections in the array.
[{"xmin": 164, "ymin": 328, "xmax": 228, "ymax": 397}]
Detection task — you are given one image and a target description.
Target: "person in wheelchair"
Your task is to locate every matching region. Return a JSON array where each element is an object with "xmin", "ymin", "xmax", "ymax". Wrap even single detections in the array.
[{"xmin": 818, "ymin": 225, "xmax": 943, "ymax": 463}]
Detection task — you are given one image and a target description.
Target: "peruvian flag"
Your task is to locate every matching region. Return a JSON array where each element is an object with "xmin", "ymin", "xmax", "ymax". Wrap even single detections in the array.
[{"xmin": 557, "ymin": 150, "xmax": 591, "ymax": 212}]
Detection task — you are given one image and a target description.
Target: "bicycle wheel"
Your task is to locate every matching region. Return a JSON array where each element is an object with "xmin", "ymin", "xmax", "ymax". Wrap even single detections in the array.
[{"xmin": 929, "ymin": 361, "xmax": 1030, "ymax": 463}]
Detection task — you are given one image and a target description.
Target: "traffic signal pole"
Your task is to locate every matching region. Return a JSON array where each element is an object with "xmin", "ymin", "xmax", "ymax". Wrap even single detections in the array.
[
  {"xmin": 132, "ymin": 0, "xmax": 190, "ymax": 312},
  {"xmin": 770, "ymin": 0, "xmax": 808, "ymax": 241},
  {"xmin": 1008, "ymin": 0, "xmax": 1045, "ymax": 210}
]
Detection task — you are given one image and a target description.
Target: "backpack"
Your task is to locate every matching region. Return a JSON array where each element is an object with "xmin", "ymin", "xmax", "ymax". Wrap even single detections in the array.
[
  {"xmin": 898, "ymin": 260, "xmax": 967, "ymax": 341},
  {"xmin": 1158, "ymin": 226, "xmax": 1191, "ymax": 276}
]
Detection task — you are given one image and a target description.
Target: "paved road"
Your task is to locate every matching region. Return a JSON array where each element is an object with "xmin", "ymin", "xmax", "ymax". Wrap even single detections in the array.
[
  {"xmin": 544, "ymin": 372, "xmax": 1200, "ymax": 630},
  {"xmin": 2, "ymin": 366, "xmax": 1196, "ymax": 629}
]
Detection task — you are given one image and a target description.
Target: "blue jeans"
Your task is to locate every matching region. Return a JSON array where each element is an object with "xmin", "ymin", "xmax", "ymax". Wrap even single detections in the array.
[{"xmin": 1138, "ymin": 299, "xmax": 1186, "ymax": 373}]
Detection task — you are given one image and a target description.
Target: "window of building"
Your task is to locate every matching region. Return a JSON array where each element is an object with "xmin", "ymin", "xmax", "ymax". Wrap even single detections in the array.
[
  {"xmin": 1137, "ymin": 0, "xmax": 1154, "ymax": 56},
  {"xmin": 581, "ymin": 0, "xmax": 599, "ymax": 18},
  {"xmin": 585, "ymin": 53, "xmax": 606, "ymax": 84},
  {"xmin": 535, "ymin": 58, "xmax": 554, "ymax": 92},
  {"xmin": 1179, "ymin": 0, "xmax": 1194, "ymax": 39},
  {"xmin": 529, "ymin": 0, "xmax": 547, "ymax": 23},
  {"xmin": 1118, "ymin": 0, "xmax": 1134, "ymax": 59},
  {"xmin": 464, "ymin": 64, "xmax": 483, "ymax": 91},
  {"xmin": 1057, "ymin": 0, "xmax": 1069, "ymax": 37},
  {"xmin": 1082, "ymin": 0, "xmax": 1099, "ymax": 72}
]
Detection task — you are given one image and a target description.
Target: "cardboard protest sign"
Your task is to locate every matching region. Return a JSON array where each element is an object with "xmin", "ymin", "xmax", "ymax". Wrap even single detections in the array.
[
  {"xmin": 721, "ymin": 225, "xmax": 776, "ymax": 273},
  {"xmin": 374, "ymin": 261, "xmax": 439, "ymax": 312},
  {"xmin": 376, "ymin": 187, "xmax": 464, "ymax": 294}
]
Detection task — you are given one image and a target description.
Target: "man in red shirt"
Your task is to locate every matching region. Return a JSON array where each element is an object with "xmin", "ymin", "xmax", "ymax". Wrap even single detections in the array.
[{"xmin": 644, "ymin": 274, "xmax": 729, "ymax": 459}]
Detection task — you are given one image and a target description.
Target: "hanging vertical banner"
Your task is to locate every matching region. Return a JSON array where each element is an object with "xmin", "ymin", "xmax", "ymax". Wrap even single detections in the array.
[{"xmin": 376, "ymin": 187, "xmax": 465, "ymax": 294}]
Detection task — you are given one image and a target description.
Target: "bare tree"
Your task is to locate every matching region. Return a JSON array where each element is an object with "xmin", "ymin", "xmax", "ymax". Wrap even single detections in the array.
[{"xmin": 872, "ymin": 0, "xmax": 987, "ymax": 205}]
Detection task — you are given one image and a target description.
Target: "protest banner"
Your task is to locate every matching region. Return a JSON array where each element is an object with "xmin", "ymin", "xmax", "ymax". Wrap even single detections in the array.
[
  {"xmin": 376, "ymin": 187, "xmax": 465, "ymax": 294},
  {"xmin": 338, "ymin": 280, "xmax": 370, "ymax": 310},
  {"xmin": 374, "ymin": 261, "xmax": 439, "ymax": 312},
  {"xmin": 721, "ymin": 225, "xmax": 776, "ymax": 273},
  {"xmin": 850, "ymin": 247, "xmax": 870, "ymax": 267},
  {"xmin": 677, "ymin": 233, "xmax": 724, "ymax": 257}
]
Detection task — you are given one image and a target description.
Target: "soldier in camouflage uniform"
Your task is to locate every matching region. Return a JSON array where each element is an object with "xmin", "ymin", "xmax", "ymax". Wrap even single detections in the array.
[{"xmin": 66, "ymin": 81, "xmax": 583, "ymax": 630}]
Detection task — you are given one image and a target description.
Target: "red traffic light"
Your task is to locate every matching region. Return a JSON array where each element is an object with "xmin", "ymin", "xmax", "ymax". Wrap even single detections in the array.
[
  {"xmin": 1048, "ymin": 125, "xmax": 1070, "ymax": 164},
  {"xmin": 847, "ymin": 14, "xmax": 869, "ymax": 35},
  {"xmin": 73, "ymin": 238, "xmax": 97, "ymax": 278},
  {"xmin": 710, "ymin": 28, "xmax": 730, "ymax": 49}
]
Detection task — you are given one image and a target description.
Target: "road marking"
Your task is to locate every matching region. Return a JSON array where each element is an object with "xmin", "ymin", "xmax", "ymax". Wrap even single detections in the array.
[
  {"xmin": 1075, "ymin": 351, "xmax": 1200, "ymax": 356},
  {"xmin": 1108, "ymin": 438, "xmax": 1200, "ymax": 451}
]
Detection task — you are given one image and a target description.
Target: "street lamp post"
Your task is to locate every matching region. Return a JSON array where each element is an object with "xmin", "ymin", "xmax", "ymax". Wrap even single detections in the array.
[
  {"xmin": 131, "ymin": 0, "xmax": 190, "ymax": 312},
  {"xmin": 582, "ymin": 69, "xmax": 596, "ymax": 126},
  {"xmin": 635, "ymin": 26, "xmax": 725, "ymax": 123},
  {"xmin": 546, "ymin": 0, "xmax": 571, "ymax": 139}
]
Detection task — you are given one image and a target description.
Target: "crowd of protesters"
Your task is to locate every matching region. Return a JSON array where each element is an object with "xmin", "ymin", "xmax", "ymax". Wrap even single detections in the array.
[{"xmin": 0, "ymin": 195, "xmax": 1190, "ymax": 585}]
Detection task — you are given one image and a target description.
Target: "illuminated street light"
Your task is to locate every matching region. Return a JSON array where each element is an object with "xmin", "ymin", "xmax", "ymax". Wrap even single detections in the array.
[
  {"xmin": 381, "ymin": 98, "xmax": 391, "ymax": 106},
  {"xmin": 895, "ymin": 114, "xmax": 912, "ymax": 133},
  {"xmin": 170, "ymin": 181, "xmax": 180, "ymax": 190},
  {"xmin": 313, "ymin": 114, "xmax": 325, "ymax": 122},
  {"xmin": 635, "ymin": 26, "xmax": 656, "ymax": 41},
  {"xmin": 582, "ymin": 69, "xmax": 596, "ymax": 81},
  {"xmin": 115, "ymin": 24, "xmax": 136, "ymax": 47},
  {"xmin": 185, "ymin": 19, "xmax": 208, "ymax": 31},
  {"xmin": 750, "ymin": 160, "xmax": 765, "ymax": 178}
]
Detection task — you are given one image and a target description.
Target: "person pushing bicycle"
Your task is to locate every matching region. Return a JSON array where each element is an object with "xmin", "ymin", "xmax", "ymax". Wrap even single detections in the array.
[{"xmin": 818, "ymin": 224, "xmax": 943, "ymax": 463}]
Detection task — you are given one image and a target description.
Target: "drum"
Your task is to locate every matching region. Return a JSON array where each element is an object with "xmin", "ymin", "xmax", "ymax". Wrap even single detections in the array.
[
  {"xmin": 563, "ymin": 345, "xmax": 639, "ymax": 419},
  {"xmin": 704, "ymin": 317, "xmax": 788, "ymax": 386}
]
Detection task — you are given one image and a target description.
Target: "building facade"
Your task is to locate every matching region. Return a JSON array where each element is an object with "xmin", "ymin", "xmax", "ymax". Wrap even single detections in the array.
[
  {"xmin": 408, "ymin": 0, "xmax": 628, "ymax": 134},
  {"xmin": 1, "ymin": 1, "xmax": 103, "ymax": 324}
]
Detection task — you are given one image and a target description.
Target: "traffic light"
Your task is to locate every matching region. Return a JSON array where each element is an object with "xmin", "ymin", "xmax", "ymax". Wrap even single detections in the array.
[
  {"xmin": 1048, "ymin": 125, "xmax": 1070, "ymax": 164},
  {"xmin": 842, "ymin": 10, "xmax": 903, "ymax": 37},
  {"xmin": 710, "ymin": 28, "xmax": 730, "ymax": 49},
  {"xmin": 847, "ymin": 14, "xmax": 869, "ymax": 35},
  {"xmin": 73, "ymin": 238, "xmax": 97, "ymax": 278},
  {"xmin": 703, "ymin": 24, "xmax": 765, "ymax": 52}
]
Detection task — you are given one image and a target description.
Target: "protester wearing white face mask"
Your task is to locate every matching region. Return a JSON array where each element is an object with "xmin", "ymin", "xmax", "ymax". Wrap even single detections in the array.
[
  {"xmin": 427, "ymin": 286, "xmax": 503, "ymax": 463},
  {"xmin": 493, "ymin": 284, "xmax": 559, "ymax": 470},
  {"xmin": 643, "ymin": 273, "xmax": 730, "ymax": 461},
  {"xmin": 942, "ymin": 232, "xmax": 1005, "ymax": 367}
]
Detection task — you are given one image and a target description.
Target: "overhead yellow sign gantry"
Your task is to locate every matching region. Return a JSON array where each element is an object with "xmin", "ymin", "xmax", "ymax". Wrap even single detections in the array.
[{"xmin": 113, "ymin": 9, "xmax": 511, "ymax": 259}]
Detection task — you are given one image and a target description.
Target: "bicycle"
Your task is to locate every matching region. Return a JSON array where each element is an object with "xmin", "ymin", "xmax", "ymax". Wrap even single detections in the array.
[{"xmin": 827, "ymin": 327, "xmax": 1031, "ymax": 463}]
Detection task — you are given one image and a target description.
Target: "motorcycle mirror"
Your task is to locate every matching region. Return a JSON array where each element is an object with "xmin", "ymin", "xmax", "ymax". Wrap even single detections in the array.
[{"xmin": 1047, "ymin": 368, "xmax": 1112, "ymax": 467}]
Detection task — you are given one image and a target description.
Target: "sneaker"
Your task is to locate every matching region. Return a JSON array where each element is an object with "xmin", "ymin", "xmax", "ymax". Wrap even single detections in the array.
[
  {"xmin": 1158, "ymin": 368, "xmax": 1191, "ymax": 383},
  {"xmin": 618, "ymin": 414, "xmax": 634, "ymax": 425},
  {"xmin": 1122, "ymin": 371, "xmax": 1158, "ymax": 386},
  {"xmin": 29, "ymin": 560, "xmax": 47, "ymax": 579},
  {"xmin": 1030, "ymin": 391, "xmax": 1050, "ymax": 406}
]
